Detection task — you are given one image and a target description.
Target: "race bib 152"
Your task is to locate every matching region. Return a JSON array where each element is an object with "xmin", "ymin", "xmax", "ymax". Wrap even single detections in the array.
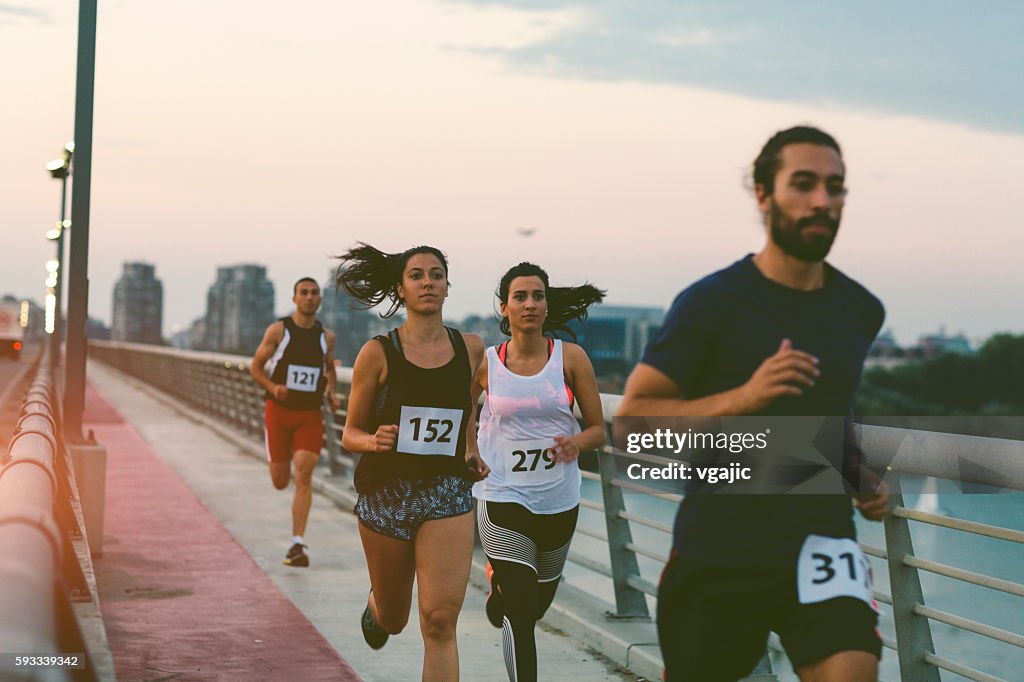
[{"xmin": 397, "ymin": 406, "xmax": 463, "ymax": 456}]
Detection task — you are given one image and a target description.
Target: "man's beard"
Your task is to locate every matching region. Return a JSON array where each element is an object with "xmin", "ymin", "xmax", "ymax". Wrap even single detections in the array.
[{"xmin": 769, "ymin": 200, "xmax": 839, "ymax": 263}]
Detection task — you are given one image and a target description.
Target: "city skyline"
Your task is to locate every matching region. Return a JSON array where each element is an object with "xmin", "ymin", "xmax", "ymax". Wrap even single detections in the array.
[
  {"xmin": 3, "ymin": 1, "xmax": 1022, "ymax": 346},
  {"xmin": 8, "ymin": 258, "xmax": 992, "ymax": 354}
]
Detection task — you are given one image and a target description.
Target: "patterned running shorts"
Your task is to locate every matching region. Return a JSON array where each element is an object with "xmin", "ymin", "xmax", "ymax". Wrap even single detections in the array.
[{"xmin": 355, "ymin": 474, "xmax": 474, "ymax": 541}]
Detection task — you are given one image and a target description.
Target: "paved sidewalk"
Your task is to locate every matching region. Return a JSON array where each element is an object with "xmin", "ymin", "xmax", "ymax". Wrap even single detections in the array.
[
  {"xmin": 87, "ymin": 361, "xmax": 639, "ymax": 681},
  {"xmin": 85, "ymin": 378, "xmax": 360, "ymax": 682}
]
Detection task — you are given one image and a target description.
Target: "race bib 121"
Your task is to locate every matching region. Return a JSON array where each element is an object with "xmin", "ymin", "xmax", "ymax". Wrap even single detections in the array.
[
  {"xmin": 286, "ymin": 364, "xmax": 320, "ymax": 392},
  {"xmin": 397, "ymin": 406, "xmax": 463, "ymax": 456},
  {"xmin": 797, "ymin": 535, "xmax": 876, "ymax": 610}
]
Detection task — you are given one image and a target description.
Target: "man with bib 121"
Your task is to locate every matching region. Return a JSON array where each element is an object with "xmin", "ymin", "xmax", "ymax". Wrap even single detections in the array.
[
  {"xmin": 251, "ymin": 277, "xmax": 340, "ymax": 568},
  {"xmin": 617, "ymin": 126, "xmax": 889, "ymax": 682}
]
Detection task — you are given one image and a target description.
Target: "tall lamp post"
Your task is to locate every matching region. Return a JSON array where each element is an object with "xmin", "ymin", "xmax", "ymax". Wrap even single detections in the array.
[
  {"xmin": 64, "ymin": 0, "xmax": 98, "ymax": 442},
  {"xmin": 45, "ymin": 143, "xmax": 74, "ymax": 364}
]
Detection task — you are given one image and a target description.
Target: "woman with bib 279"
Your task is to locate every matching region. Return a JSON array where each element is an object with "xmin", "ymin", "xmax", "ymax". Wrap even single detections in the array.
[{"xmin": 470, "ymin": 262, "xmax": 605, "ymax": 682}]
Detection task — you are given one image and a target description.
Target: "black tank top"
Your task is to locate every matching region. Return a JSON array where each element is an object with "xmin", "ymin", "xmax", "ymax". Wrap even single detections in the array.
[
  {"xmin": 266, "ymin": 317, "xmax": 328, "ymax": 411},
  {"xmin": 353, "ymin": 326, "xmax": 473, "ymax": 493}
]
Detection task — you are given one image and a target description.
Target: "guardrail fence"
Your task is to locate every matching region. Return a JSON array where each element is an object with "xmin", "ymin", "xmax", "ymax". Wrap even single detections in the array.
[
  {"xmin": 90, "ymin": 340, "xmax": 1023, "ymax": 682},
  {"xmin": 1, "ymin": 346, "xmax": 106, "ymax": 680}
]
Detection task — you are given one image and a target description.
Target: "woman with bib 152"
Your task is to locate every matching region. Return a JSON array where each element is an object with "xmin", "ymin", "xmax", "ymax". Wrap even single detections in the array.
[{"xmin": 337, "ymin": 243, "xmax": 487, "ymax": 682}]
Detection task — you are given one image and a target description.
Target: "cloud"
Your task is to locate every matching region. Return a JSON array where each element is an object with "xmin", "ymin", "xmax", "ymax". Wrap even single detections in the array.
[
  {"xmin": 448, "ymin": 0, "xmax": 1024, "ymax": 134},
  {"xmin": 0, "ymin": 3, "xmax": 50, "ymax": 22},
  {"xmin": 651, "ymin": 27, "xmax": 749, "ymax": 48}
]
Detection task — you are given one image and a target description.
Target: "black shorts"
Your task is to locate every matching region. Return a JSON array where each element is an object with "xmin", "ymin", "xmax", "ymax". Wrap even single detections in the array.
[
  {"xmin": 657, "ymin": 553, "xmax": 881, "ymax": 681},
  {"xmin": 355, "ymin": 474, "xmax": 474, "ymax": 541}
]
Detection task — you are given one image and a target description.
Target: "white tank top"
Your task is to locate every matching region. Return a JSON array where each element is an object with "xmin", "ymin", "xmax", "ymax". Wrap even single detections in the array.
[{"xmin": 473, "ymin": 339, "xmax": 582, "ymax": 514}]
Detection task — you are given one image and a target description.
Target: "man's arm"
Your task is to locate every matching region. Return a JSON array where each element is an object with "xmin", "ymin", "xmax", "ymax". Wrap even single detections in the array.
[
  {"xmin": 843, "ymin": 416, "xmax": 890, "ymax": 521},
  {"xmin": 617, "ymin": 339, "xmax": 820, "ymax": 417},
  {"xmin": 323, "ymin": 330, "xmax": 340, "ymax": 412},
  {"xmin": 618, "ymin": 363, "xmax": 748, "ymax": 417},
  {"xmin": 250, "ymin": 321, "xmax": 287, "ymax": 401}
]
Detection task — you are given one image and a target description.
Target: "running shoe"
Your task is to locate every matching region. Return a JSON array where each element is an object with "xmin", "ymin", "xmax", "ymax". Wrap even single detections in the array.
[
  {"xmin": 283, "ymin": 542, "xmax": 309, "ymax": 567},
  {"xmin": 485, "ymin": 561, "xmax": 503, "ymax": 628},
  {"xmin": 361, "ymin": 599, "xmax": 390, "ymax": 650}
]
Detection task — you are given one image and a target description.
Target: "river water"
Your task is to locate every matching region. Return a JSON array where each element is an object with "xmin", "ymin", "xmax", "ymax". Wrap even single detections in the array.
[{"xmin": 565, "ymin": 476, "xmax": 1024, "ymax": 681}]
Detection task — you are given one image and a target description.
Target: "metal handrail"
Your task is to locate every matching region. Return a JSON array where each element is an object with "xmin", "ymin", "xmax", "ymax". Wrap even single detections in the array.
[
  {"xmin": 89, "ymin": 340, "xmax": 1024, "ymax": 682},
  {"xmin": 0, "ymin": 351, "xmax": 64, "ymax": 670},
  {"xmin": 922, "ymin": 653, "xmax": 1004, "ymax": 682},
  {"xmin": 912, "ymin": 604, "xmax": 1024, "ymax": 648},
  {"xmin": 0, "ymin": 346, "xmax": 106, "ymax": 679},
  {"xmin": 892, "ymin": 506, "xmax": 1024, "ymax": 542},
  {"xmin": 902, "ymin": 554, "xmax": 1024, "ymax": 598}
]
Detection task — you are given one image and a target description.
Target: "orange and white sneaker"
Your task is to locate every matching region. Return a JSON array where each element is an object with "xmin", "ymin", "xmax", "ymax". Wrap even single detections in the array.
[{"xmin": 485, "ymin": 561, "xmax": 503, "ymax": 628}]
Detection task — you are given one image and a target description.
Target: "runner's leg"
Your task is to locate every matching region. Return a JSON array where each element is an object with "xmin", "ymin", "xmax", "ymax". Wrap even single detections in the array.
[
  {"xmin": 415, "ymin": 510, "xmax": 474, "ymax": 681},
  {"xmin": 534, "ymin": 506, "xmax": 578, "ymax": 620},
  {"xmin": 291, "ymin": 449, "xmax": 319, "ymax": 537},
  {"xmin": 796, "ymin": 651, "xmax": 878, "ymax": 682},
  {"xmin": 264, "ymin": 402, "xmax": 292, "ymax": 490},
  {"xmin": 490, "ymin": 559, "xmax": 540, "ymax": 682},
  {"xmin": 478, "ymin": 501, "xmax": 543, "ymax": 682},
  {"xmin": 778, "ymin": 596, "xmax": 881, "ymax": 682},
  {"xmin": 658, "ymin": 556, "xmax": 773, "ymax": 682},
  {"xmin": 290, "ymin": 408, "xmax": 324, "ymax": 537},
  {"xmin": 359, "ymin": 521, "xmax": 416, "ymax": 634}
]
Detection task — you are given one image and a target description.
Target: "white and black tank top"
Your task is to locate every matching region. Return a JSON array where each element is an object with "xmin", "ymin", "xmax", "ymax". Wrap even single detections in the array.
[
  {"xmin": 265, "ymin": 317, "xmax": 328, "ymax": 411},
  {"xmin": 473, "ymin": 339, "xmax": 582, "ymax": 514}
]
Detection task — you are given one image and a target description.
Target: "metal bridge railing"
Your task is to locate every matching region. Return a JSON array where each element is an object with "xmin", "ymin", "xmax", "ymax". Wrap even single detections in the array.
[
  {"xmin": 89, "ymin": 340, "xmax": 1023, "ymax": 682},
  {"xmin": 1, "ymin": 346, "xmax": 104, "ymax": 680}
]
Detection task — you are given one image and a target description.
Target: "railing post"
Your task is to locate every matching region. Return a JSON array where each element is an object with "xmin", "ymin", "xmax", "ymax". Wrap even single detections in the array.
[
  {"xmin": 321, "ymin": 401, "xmax": 347, "ymax": 477},
  {"xmin": 885, "ymin": 489, "xmax": 940, "ymax": 681},
  {"xmin": 597, "ymin": 448, "xmax": 650, "ymax": 620}
]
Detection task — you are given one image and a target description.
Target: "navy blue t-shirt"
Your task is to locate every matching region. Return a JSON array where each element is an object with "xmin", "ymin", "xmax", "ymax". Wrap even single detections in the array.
[{"xmin": 641, "ymin": 255, "xmax": 884, "ymax": 568}]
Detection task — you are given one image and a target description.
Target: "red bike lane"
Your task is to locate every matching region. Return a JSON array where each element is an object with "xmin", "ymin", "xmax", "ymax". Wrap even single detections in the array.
[{"xmin": 85, "ymin": 380, "xmax": 360, "ymax": 681}]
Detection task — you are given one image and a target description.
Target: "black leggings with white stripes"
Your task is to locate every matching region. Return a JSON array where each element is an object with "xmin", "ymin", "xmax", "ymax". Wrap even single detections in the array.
[{"xmin": 477, "ymin": 500, "xmax": 579, "ymax": 682}]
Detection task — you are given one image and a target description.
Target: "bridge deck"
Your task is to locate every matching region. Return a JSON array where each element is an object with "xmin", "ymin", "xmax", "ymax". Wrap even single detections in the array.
[{"xmin": 86, "ymin": 361, "xmax": 639, "ymax": 681}]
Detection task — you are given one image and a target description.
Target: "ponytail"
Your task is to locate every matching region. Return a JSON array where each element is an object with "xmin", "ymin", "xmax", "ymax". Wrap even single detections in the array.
[{"xmin": 543, "ymin": 284, "xmax": 605, "ymax": 338}]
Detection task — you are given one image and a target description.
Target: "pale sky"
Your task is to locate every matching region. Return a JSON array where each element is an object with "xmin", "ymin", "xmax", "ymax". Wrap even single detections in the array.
[{"xmin": 3, "ymin": 0, "xmax": 1022, "ymax": 345}]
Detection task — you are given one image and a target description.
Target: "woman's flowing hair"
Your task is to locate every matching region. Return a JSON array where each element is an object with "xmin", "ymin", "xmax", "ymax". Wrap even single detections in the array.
[
  {"xmin": 497, "ymin": 262, "xmax": 604, "ymax": 338},
  {"xmin": 335, "ymin": 243, "xmax": 449, "ymax": 318}
]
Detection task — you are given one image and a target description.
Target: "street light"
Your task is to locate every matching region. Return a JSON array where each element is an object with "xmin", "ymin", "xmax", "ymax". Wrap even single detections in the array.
[{"xmin": 45, "ymin": 142, "xmax": 74, "ymax": 361}]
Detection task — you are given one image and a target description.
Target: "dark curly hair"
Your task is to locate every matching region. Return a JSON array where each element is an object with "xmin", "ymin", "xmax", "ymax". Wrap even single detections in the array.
[{"xmin": 752, "ymin": 125, "xmax": 842, "ymax": 195}]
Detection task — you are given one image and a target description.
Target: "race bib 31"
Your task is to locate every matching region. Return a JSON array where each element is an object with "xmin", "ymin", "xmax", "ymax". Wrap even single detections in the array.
[{"xmin": 797, "ymin": 535, "xmax": 875, "ymax": 609}]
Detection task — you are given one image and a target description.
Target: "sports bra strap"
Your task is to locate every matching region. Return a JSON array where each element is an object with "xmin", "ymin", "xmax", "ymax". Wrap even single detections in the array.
[{"xmin": 388, "ymin": 328, "xmax": 403, "ymax": 355}]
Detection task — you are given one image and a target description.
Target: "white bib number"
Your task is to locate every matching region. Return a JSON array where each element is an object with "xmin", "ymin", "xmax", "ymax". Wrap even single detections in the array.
[
  {"xmin": 397, "ymin": 406, "xmax": 462, "ymax": 456},
  {"xmin": 797, "ymin": 535, "xmax": 875, "ymax": 609},
  {"xmin": 286, "ymin": 364, "xmax": 320, "ymax": 392},
  {"xmin": 501, "ymin": 438, "xmax": 564, "ymax": 485}
]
